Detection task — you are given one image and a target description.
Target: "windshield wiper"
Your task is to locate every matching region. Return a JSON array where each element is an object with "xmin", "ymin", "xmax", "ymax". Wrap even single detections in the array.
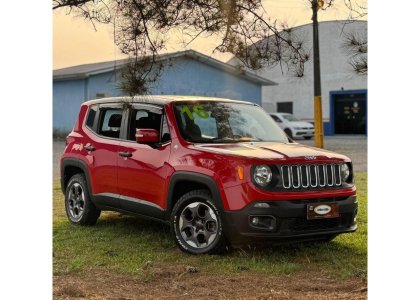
[
  {"xmin": 209, "ymin": 137, "xmax": 241, "ymax": 143},
  {"xmin": 241, "ymin": 137, "xmax": 263, "ymax": 142},
  {"xmin": 210, "ymin": 137, "xmax": 263, "ymax": 143},
  {"xmin": 188, "ymin": 137, "xmax": 265, "ymax": 144}
]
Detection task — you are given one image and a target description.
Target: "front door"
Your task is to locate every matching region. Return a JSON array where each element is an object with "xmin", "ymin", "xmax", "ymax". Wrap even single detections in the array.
[
  {"xmin": 334, "ymin": 92, "xmax": 367, "ymax": 134},
  {"xmin": 117, "ymin": 105, "xmax": 172, "ymax": 217}
]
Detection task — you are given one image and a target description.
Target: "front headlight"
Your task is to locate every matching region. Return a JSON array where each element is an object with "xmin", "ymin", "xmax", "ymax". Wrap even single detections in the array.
[
  {"xmin": 253, "ymin": 165, "xmax": 273, "ymax": 187},
  {"xmin": 340, "ymin": 163, "xmax": 351, "ymax": 182}
]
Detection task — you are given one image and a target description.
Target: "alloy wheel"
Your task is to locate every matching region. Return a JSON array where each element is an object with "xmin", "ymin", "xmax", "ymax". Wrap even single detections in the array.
[
  {"xmin": 178, "ymin": 202, "xmax": 219, "ymax": 249},
  {"xmin": 67, "ymin": 182, "xmax": 85, "ymax": 222}
]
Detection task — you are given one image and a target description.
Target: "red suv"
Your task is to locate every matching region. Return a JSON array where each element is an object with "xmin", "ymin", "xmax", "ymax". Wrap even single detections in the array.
[{"xmin": 60, "ymin": 96, "xmax": 357, "ymax": 254}]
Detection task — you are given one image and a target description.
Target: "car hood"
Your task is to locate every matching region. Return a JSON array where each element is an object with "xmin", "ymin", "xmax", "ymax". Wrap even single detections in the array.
[
  {"xmin": 193, "ymin": 142, "xmax": 349, "ymax": 161},
  {"xmin": 287, "ymin": 121, "xmax": 314, "ymax": 128}
]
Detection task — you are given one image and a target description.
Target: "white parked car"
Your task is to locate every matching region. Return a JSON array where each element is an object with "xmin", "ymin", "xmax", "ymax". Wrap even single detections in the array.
[{"xmin": 269, "ymin": 113, "xmax": 314, "ymax": 140}]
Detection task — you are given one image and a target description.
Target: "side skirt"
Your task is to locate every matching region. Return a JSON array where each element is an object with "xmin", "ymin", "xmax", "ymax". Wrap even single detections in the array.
[{"xmin": 92, "ymin": 193, "xmax": 167, "ymax": 222}]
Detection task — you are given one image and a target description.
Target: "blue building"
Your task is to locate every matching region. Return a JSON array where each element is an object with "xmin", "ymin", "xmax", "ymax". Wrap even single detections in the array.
[{"xmin": 53, "ymin": 50, "xmax": 276, "ymax": 131}]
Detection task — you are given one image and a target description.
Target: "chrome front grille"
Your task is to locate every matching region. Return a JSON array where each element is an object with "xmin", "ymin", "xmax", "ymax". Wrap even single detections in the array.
[{"xmin": 277, "ymin": 164, "xmax": 342, "ymax": 190}]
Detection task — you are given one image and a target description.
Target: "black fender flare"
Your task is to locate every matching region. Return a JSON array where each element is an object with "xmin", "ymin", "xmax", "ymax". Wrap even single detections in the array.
[
  {"xmin": 61, "ymin": 158, "xmax": 93, "ymax": 196},
  {"xmin": 166, "ymin": 171, "xmax": 225, "ymax": 217}
]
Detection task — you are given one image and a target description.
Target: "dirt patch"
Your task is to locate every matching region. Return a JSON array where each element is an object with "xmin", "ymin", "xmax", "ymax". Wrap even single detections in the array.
[{"xmin": 54, "ymin": 266, "xmax": 367, "ymax": 299}]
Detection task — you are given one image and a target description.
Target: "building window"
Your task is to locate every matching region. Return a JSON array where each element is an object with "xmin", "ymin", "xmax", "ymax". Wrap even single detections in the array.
[{"xmin": 277, "ymin": 102, "xmax": 293, "ymax": 114}]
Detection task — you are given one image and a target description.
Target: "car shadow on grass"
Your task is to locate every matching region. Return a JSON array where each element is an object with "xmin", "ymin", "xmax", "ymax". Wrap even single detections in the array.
[
  {"xmin": 88, "ymin": 214, "xmax": 358, "ymax": 259},
  {"xmin": 54, "ymin": 211, "xmax": 365, "ymax": 280}
]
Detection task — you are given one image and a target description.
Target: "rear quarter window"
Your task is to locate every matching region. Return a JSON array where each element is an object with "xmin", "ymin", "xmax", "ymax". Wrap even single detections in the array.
[{"xmin": 86, "ymin": 106, "xmax": 98, "ymax": 130}]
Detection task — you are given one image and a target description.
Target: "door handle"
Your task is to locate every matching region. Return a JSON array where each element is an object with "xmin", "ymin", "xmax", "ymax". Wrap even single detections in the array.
[
  {"xmin": 84, "ymin": 145, "xmax": 95, "ymax": 151},
  {"xmin": 118, "ymin": 152, "xmax": 132, "ymax": 158}
]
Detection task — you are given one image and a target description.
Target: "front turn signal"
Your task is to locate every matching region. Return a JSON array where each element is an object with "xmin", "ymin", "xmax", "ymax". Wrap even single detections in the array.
[{"xmin": 237, "ymin": 165, "xmax": 244, "ymax": 180}]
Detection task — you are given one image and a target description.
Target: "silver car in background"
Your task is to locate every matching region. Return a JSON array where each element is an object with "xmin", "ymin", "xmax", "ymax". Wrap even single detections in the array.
[{"xmin": 269, "ymin": 113, "xmax": 314, "ymax": 140}]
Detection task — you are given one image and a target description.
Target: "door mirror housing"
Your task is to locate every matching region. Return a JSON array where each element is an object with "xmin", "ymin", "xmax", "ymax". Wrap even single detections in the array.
[{"xmin": 135, "ymin": 129, "xmax": 159, "ymax": 144}]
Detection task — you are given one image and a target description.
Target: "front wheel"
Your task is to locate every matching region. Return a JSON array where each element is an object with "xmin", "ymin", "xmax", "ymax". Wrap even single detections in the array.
[
  {"xmin": 171, "ymin": 190, "xmax": 228, "ymax": 254},
  {"xmin": 284, "ymin": 128, "xmax": 293, "ymax": 139},
  {"xmin": 304, "ymin": 136, "xmax": 312, "ymax": 140}
]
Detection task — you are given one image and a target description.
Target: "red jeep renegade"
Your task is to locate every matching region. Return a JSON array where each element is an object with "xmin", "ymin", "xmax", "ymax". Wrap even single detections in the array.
[{"xmin": 60, "ymin": 96, "xmax": 357, "ymax": 254}]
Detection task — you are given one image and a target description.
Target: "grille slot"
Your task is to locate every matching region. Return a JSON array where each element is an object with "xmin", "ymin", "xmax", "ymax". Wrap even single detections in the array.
[
  {"xmin": 300, "ymin": 166, "xmax": 309, "ymax": 188},
  {"xmin": 281, "ymin": 166, "xmax": 291, "ymax": 188},
  {"xmin": 334, "ymin": 164, "xmax": 341, "ymax": 185},
  {"xmin": 318, "ymin": 165, "xmax": 326, "ymax": 187},
  {"xmin": 309, "ymin": 165, "xmax": 317, "ymax": 187},
  {"xmin": 277, "ymin": 164, "xmax": 342, "ymax": 190},
  {"xmin": 291, "ymin": 166, "xmax": 300, "ymax": 188},
  {"xmin": 283, "ymin": 213, "xmax": 354, "ymax": 232}
]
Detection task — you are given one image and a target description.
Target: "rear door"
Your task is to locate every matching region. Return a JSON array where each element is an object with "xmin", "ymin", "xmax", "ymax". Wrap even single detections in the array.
[
  {"xmin": 84, "ymin": 103, "xmax": 123, "ymax": 208},
  {"xmin": 117, "ymin": 104, "xmax": 172, "ymax": 217}
]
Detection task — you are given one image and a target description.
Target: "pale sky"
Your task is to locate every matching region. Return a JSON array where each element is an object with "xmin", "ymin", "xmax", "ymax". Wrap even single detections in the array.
[{"xmin": 53, "ymin": 0, "xmax": 365, "ymax": 69}]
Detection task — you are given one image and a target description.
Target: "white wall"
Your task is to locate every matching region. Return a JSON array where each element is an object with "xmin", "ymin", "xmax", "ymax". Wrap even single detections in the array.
[{"xmin": 253, "ymin": 21, "xmax": 367, "ymax": 121}]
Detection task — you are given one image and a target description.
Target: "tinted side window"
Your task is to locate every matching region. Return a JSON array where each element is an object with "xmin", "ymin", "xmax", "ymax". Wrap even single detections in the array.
[
  {"xmin": 86, "ymin": 106, "xmax": 98, "ymax": 129},
  {"xmin": 129, "ymin": 109, "xmax": 162, "ymax": 141},
  {"xmin": 98, "ymin": 108, "xmax": 123, "ymax": 138},
  {"xmin": 271, "ymin": 115, "xmax": 282, "ymax": 122}
]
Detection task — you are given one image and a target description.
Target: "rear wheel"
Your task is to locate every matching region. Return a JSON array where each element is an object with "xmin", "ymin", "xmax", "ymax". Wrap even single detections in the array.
[
  {"xmin": 171, "ymin": 190, "xmax": 228, "ymax": 254},
  {"xmin": 304, "ymin": 136, "xmax": 312, "ymax": 140},
  {"xmin": 65, "ymin": 174, "xmax": 101, "ymax": 226}
]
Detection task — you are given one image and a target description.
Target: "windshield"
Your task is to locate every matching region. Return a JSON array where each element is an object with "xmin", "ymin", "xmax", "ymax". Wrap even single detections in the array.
[
  {"xmin": 282, "ymin": 114, "xmax": 300, "ymax": 122},
  {"xmin": 173, "ymin": 102, "xmax": 289, "ymax": 143}
]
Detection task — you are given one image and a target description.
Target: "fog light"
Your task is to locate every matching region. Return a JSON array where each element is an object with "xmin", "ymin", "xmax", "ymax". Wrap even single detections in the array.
[
  {"xmin": 254, "ymin": 202, "xmax": 270, "ymax": 208},
  {"xmin": 251, "ymin": 217, "xmax": 259, "ymax": 226},
  {"xmin": 249, "ymin": 215, "xmax": 276, "ymax": 231}
]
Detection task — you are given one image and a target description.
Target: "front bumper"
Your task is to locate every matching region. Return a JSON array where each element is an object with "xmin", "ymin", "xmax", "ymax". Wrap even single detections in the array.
[
  {"xmin": 223, "ymin": 195, "xmax": 357, "ymax": 245},
  {"xmin": 293, "ymin": 129, "xmax": 315, "ymax": 137}
]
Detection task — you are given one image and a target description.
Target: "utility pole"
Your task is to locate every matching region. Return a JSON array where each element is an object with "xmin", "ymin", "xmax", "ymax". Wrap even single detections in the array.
[{"xmin": 312, "ymin": 0, "xmax": 324, "ymax": 148}]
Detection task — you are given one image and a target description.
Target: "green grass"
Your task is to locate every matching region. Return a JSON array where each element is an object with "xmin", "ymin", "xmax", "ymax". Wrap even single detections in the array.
[{"xmin": 53, "ymin": 173, "xmax": 367, "ymax": 280}]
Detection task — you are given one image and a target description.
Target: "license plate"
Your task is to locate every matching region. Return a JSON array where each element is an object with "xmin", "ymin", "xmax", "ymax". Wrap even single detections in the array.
[{"xmin": 307, "ymin": 203, "xmax": 339, "ymax": 220}]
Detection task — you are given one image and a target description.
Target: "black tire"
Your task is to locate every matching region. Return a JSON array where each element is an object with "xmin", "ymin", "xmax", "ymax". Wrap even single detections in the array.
[
  {"xmin": 65, "ymin": 174, "xmax": 101, "ymax": 226},
  {"xmin": 284, "ymin": 128, "xmax": 293, "ymax": 139},
  {"xmin": 304, "ymin": 136, "xmax": 312, "ymax": 140},
  {"xmin": 313, "ymin": 234, "xmax": 337, "ymax": 244},
  {"xmin": 324, "ymin": 234, "xmax": 337, "ymax": 242},
  {"xmin": 170, "ymin": 189, "xmax": 228, "ymax": 254}
]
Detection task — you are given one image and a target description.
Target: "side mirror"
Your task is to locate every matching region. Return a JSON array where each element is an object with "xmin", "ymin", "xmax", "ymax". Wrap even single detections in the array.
[{"xmin": 135, "ymin": 129, "xmax": 159, "ymax": 144}]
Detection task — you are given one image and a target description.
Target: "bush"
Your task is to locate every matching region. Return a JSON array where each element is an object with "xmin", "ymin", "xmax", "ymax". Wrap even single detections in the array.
[{"xmin": 53, "ymin": 128, "xmax": 70, "ymax": 141}]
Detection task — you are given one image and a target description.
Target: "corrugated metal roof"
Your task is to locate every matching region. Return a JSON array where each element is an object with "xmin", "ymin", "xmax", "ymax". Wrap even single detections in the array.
[
  {"xmin": 53, "ymin": 59, "xmax": 129, "ymax": 78},
  {"xmin": 53, "ymin": 49, "xmax": 277, "ymax": 86}
]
